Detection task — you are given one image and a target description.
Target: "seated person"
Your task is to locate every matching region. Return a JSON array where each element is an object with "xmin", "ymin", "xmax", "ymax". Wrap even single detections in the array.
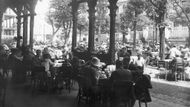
[
  {"xmin": 109, "ymin": 60, "xmax": 134, "ymax": 107},
  {"xmin": 109, "ymin": 60, "xmax": 132, "ymax": 84},
  {"xmin": 81, "ymin": 57, "xmax": 101, "ymax": 86},
  {"xmin": 185, "ymin": 62, "xmax": 190, "ymax": 79}
]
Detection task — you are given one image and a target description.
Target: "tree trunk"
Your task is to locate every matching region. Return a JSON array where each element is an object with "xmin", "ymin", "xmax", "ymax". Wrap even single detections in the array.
[
  {"xmin": 133, "ymin": 20, "xmax": 137, "ymax": 52},
  {"xmin": 155, "ymin": 23, "xmax": 158, "ymax": 44},
  {"xmin": 71, "ymin": 1, "xmax": 79, "ymax": 51},
  {"xmin": 159, "ymin": 27, "xmax": 165, "ymax": 60},
  {"xmin": 88, "ymin": 0, "xmax": 97, "ymax": 53},
  {"xmin": 188, "ymin": 26, "xmax": 190, "ymax": 47},
  {"xmin": 0, "ymin": 13, "xmax": 3, "ymax": 44},
  {"xmin": 108, "ymin": 0, "xmax": 118, "ymax": 64},
  {"xmin": 122, "ymin": 32, "xmax": 125, "ymax": 44}
]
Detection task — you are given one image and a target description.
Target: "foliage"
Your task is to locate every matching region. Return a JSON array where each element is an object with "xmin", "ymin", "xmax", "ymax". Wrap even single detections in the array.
[
  {"xmin": 169, "ymin": 0, "xmax": 190, "ymax": 27},
  {"xmin": 120, "ymin": 0, "xmax": 148, "ymax": 31},
  {"xmin": 78, "ymin": 3, "xmax": 88, "ymax": 33},
  {"xmin": 146, "ymin": 0, "xmax": 167, "ymax": 26},
  {"xmin": 96, "ymin": 0, "xmax": 109, "ymax": 34},
  {"xmin": 46, "ymin": 0, "xmax": 72, "ymax": 44}
]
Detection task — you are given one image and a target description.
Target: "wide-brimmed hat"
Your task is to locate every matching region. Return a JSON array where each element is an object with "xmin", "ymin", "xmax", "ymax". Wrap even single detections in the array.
[{"xmin": 91, "ymin": 57, "xmax": 101, "ymax": 67}]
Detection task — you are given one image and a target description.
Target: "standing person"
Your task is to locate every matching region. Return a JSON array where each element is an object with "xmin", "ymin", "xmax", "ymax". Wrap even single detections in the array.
[
  {"xmin": 182, "ymin": 44, "xmax": 189, "ymax": 59},
  {"xmin": 135, "ymin": 52, "xmax": 145, "ymax": 74},
  {"xmin": 169, "ymin": 45, "xmax": 181, "ymax": 59},
  {"xmin": 12, "ymin": 49, "xmax": 25, "ymax": 83},
  {"xmin": 23, "ymin": 46, "xmax": 35, "ymax": 73},
  {"xmin": 32, "ymin": 49, "xmax": 43, "ymax": 67}
]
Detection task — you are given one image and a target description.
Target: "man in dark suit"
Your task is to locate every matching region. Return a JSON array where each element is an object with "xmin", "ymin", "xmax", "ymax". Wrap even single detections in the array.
[
  {"xmin": 110, "ymin": 60, "xmax": 132, "ymax": 83},
  {"xmin": 109, "ymin": 60, "xmax": 135, "ymax": 107}
]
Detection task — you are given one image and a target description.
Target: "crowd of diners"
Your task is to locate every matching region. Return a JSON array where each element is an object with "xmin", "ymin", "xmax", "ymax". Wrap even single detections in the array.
[
  {"xmin": 145, "ymin": 44, "xmax": 190, "ymax": 80},
  {"xmin": 0, "ymin": 43, "xmax": 152, "ymax": 106}
]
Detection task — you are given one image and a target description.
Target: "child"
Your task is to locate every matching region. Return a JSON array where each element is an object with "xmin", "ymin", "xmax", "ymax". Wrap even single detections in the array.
[{"xmin": 41, "ymin": 54, "xmax": 54, "ymax": 77}]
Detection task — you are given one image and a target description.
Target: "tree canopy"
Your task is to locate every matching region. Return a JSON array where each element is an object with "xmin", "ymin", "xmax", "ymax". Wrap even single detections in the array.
[{"xmin": 46, "ymin": 0, "xmax": 72, "ymax": 45}]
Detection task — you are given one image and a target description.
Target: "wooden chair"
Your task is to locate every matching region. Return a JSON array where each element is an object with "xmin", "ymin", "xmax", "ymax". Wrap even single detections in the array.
[{"xmin": 157, "ymin": 61, "xmax": 168, "ymax": 80}]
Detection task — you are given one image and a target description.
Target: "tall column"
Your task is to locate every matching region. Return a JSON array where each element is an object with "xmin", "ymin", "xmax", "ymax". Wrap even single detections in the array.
[
  {"xmin": 71, "ymin": 0, "xmax": 79, "ymax": 51},
  {"xmin": 87, "ymin": 0, "xmax": 98, "ymax": 53},
  {"xmin": 16, "ymin": 16, "xmax": 21, "ymax": 48},
  {"xmin": 0, "ymin": 12, "xmax": 3, "ymax": 44},
  {"xmin": 108, "ymin": 0, "xmax": 118, "ymax": 64},
  {"xmin": 30, "ymin": 14, "xmax": 35, "ymax": 49},
  {"xmin": 23, "ymin": 9, "xmax": 28, "ymax": 47}
]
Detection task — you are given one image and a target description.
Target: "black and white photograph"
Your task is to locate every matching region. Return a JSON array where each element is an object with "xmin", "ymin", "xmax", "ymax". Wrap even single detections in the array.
[{"xmin": 0, "ymin": 0, "xmax": 190, "ymax": 107}]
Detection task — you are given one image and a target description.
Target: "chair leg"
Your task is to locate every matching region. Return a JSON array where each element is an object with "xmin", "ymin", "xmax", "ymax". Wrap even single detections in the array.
[
  {"xmin": 175, "ymin": 73, "xmax": 177, "ymax": 81},
  {"xmin": 184, "ymin": 73, "xmax": 186, "ymax": 81},
  {"xmin": 138, "ymin": 100, "xmax": 141, "ymax": 107},
  {"xmin": 145, "ymin": 102, "xmax": 148, "ymax": 107},
  {"xmin": 165, "ymin": 72, "xmax": 167, "ymax": 80}
]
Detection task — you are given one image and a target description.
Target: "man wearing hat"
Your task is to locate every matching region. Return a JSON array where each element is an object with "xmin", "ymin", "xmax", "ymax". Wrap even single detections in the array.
[{"xmin": 83, "ymin": 57, "xmax": 102, "ymax": 86}]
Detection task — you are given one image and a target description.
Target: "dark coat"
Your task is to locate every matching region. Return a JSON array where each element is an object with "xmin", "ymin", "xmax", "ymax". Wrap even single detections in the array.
[
  {"xmin": 109, "ymin": 68, "xmax": 133, "ymax": 84},
  {"xmin": 81, "ymin": 65, "xmax": 100, "ymax": 86}
]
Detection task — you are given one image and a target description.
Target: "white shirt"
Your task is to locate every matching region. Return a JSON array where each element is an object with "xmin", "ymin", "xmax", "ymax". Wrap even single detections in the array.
[{"xmin": 135, "ymin": 57, "xmax": 145, "ymax": 67}]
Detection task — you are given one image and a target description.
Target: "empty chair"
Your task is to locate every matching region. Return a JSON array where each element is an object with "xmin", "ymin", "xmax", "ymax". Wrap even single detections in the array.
[
  {"xmin": 157, "ymin": 60, "xmax": 168, "ymax": 80},
  {"xmin": 175, "ymin": 62, "xmax": 185, "ymax": 81}
]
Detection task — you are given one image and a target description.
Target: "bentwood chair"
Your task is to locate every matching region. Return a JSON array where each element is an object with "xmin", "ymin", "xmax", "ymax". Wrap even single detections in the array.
[
  {"xmin": 76, "ymin": 75, "xmax": 92, "ymax": 104},
  {"xmin": 134, "ymin": 75, "xmax": 152, "ymax": 107},
  {"xmin": 0, "ymin": 74, "xmax": 7, "ymax": 107},
  {"xmin": 112, "ymin": 80, "xmax": 135, "ymax": 107},
  {"xmin": 157, "ymin": 60, "xmax": 168, "ymax": 80},
  {"xmin": 175, "ymin": 62, "xmax": 185, "ymax": 81}
]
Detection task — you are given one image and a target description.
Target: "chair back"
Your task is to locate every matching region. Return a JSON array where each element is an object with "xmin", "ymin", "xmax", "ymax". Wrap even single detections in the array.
[
  {"xmin": 158, "ymin": 61, "xmax": 165, "ymax": 68},
  {"xmin": 112, "ymin": 80, "xmax": 135, "ymax": 101},
  {"xmin": 134, "ymin": 75, "xmax": 152, "ymax": 102},
  {"xmin": 76, "ymin": 75, "xmax": 92, "ymax": 89},
  {"xmin": 175, "ymin": 62, "xmax": 184, "ymax": 69}
]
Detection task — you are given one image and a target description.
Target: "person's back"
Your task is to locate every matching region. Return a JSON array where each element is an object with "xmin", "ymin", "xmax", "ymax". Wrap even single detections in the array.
[
  {"xmin": 110, "ymin": 68, "xmax": 132, "ymax": 83},
  {"xmin": 110, "ymin": 60, "xmax": 132, "ymax": 83}
]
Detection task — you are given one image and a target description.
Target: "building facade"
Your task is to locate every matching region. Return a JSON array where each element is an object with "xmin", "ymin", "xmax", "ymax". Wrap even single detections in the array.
[{"xmin": 2, "ymin": 8, "xmax": 17, "ymax": 39}]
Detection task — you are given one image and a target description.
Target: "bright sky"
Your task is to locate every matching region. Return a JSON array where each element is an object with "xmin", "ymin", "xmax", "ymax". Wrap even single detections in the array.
[
  {"xmin": 35, "ymin": 0, "xmax": 50, "ymax": 16},
  {"xmin": 34, "ymin": 0, "xmax": 52, "ymax": 35}
]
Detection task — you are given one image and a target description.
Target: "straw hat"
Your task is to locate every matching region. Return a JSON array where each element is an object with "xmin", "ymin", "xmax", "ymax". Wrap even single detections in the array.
[{"xmin": 91, "ymin": 57, "xmax": 101, "ymax": 67}]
